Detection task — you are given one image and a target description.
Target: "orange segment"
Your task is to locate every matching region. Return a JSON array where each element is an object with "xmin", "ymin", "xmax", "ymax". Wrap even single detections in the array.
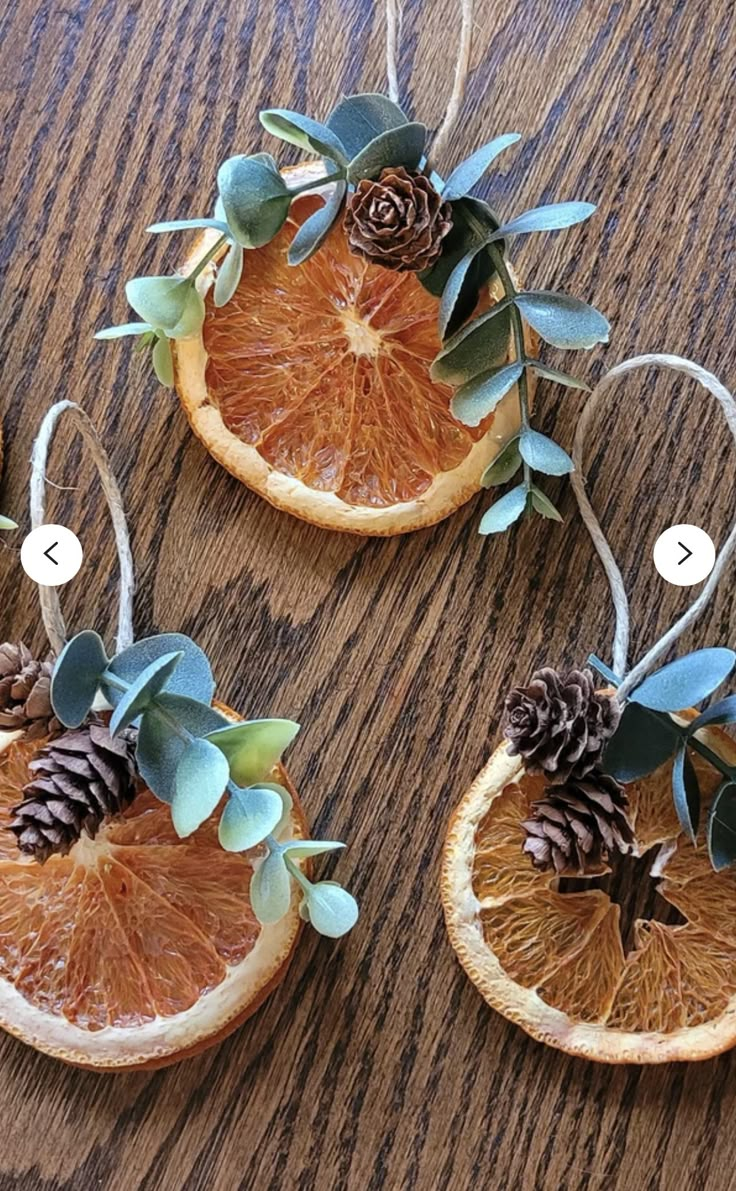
[
  {"xmin": 0, "ymin": 720, "xmax": 307, "ymax": 1069},
  {"xmin": 538, "ymin": 905, "xmax": 624, "ymax": 1022},
  {"xmin": 473, "ymin": 779, "xmax": 553, "ymax": 901},
  {"xmin": 672, "ymin": 926, "xmax": 736, "ymax": 1026},
  {"xmin": 607, "ymin": 921, "xmax": 684, "ymax": 1032},
  {"xmin": 661, "ymin": 873, "xmax": 736, "ymax": 945},
  {"xmin": 481, "ymin": 890, "xmax": 610, "ymax": 987},
  {"xmin": 175, "ymin": 162, "xmax": 528, "ymax": 535}
]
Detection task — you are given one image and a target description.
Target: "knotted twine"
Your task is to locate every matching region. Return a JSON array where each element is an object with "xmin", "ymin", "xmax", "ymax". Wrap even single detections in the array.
[
  {"xmin": 30, "ymin": 401, "xmax": 135, "ymax": 657},
  {"xmin": 570, "ymin": 355, "xmax": 736, "ymax": 701}
]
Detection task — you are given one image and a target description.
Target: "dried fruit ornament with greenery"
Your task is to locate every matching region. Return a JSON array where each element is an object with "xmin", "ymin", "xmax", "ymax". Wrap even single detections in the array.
[
  {"xmin": 0, "ymin": 402, "xmax": 357, "ymax": 1070},
  {"xmin": 95, "ymin": 0, "xmax": 607, "ymax": 536},
  {"xmin": 442, "ymin": 355, "xmax": 736, "ymax": 1064}
]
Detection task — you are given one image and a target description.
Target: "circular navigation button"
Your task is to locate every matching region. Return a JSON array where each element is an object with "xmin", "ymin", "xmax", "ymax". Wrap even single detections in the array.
[
  {"xmin": 20, "ymin": 525, "xmax": 84, "ymax": 587},
  {"xmin": 653, "ymin": 523, "xmax": 715, "ymax": 587}
]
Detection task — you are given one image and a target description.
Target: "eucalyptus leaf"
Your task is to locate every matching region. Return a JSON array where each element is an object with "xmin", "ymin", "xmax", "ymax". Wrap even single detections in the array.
[
  {"xmin": 629, "ymin": 649, "xmax": 736, "ymax": 713},
  {"xmin": 51, "ymin": 631, "xmax": 109, "ymax": 728},
  {"xmin": 218, "ymin": 785, "xmax": 284, "ymax": 852},
  {"xmin": 250, "ymin": 850, "xmax": 292, "ymax": 924},
  {"xmin": 288, "ymin": 180, "xmax": 347, "ymax": 265},
  {"xmin": 688, "ymin": 695, "xmax": 736, "ymax": 734},
  {"xmin": 530, "ymin": 487, "xmax": 563, "ymax": 522},
  {"xmin": 214, "ymin": 242, "xmax": 244, "ymax": 307},
  {"xmin": 441, "ymin": 133, "xmax": 521, "ymax": 201},
  {"xmin": 152, "ymin": 334, "xmax": 174, "ymax": 387},
  {"xmin": 480, "ymin": 437, "xmax": 521, "ymax": 488},
  {"xmin": 103, "ymin": 633, "xmax": 215, "ymax": 708},
  {"xmin": 281, "ymin": 839, "xmax": 345, "ymax": 859},
  {"xmin": 515, "ymin": 291, "xmax": 610, "ymax": 350},
  {"xmin": 439, "ymin": 247, "xmax": 485, "ymax": 341},
  {"xmin": 172, "ymin": 738, "xmax": 229, "ymax": 837},
  {"xmin": 519, "ymin": 429, "xmax": 574, "ymax": 476},
  {"xmin": 602, "ymin": 701, "xmax": 679, "ymax": 782},
  {"xmin": 94, "ymin": 321, "xmax": 153, "ymax": 340},
  {"xmin": 217, "ymin": 155, "xmax": 292, "ymax": 249},
  {"xmin": 488, "ymin": 201, "xmax": 596, "ymax": 241},
  {"xmin": 109, "ymin": 651, "xmax": 183, "ymax": 737},
  {"xmin": 347, "ymin": 122, "xmax": 426, "ymax": 183},
  {"xmin": 708, "ymin": 780, "xmax": 736, "ymax": 871},
  {"xmin": 527, "ymin": 360, "xmax": 591, "ymax": 391},
  {"xmin": 135, "ymin": 694, "xmax": 228, "ymax": 803},
  {"xmin": 419, "ymin": 197, "xmax": 499, "ymax": 300},
  {"xmin": 126, "ymin": 276, "xmax": 201, "ymax": 335},
  {"xmin": 147, "ymin": 218, "xmax": 231, "ymax": 235},
  {"xmin": 0, "ymin": 516, "xmax": 17, "ymax": 530},
  {"xmin": 327, "ymin": 93, "xmax": 408, "ymax": 159},
  {"xmin": 450, "ymin": 362, "xmax": 522, "ymax": 427},
  {"xmin": 478, "ymin": 484, "xmax": 527, "ymax": 535},
  {"xmin": 430, "ymin": 301, "xmax": 512, "ymax": 384},
  {"xmin": 672, "ymin": 745, "xmax": 700, "ymax": 843},
  {"xmin": 259, "ymin": 109, "xmax": 348, "ymax": 164},
  {"xmin": 304, "ymin": 882, "xmax": 359, "ymax": 938},
  {"xmin": 206, "ymin": 718, "xmax": 300, "ymax": 786}
]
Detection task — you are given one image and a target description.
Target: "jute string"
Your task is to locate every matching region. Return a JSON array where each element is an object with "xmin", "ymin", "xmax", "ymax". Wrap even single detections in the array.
[
  {"xmin": 385, "ymin": 0, "xmax": 473, "ymax": 165},
  {"xmin": 30, "ymin": 401, "xmax": 135, "ymax": 657},
  {"xmin": 570, "ymin": 355, "xmax": 736, "ymax": 701}
]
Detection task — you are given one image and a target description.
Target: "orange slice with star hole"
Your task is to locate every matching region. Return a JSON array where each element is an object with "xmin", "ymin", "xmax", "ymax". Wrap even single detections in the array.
[
  {"xmin": 441, "ymin": 719, "xmax": 736, "ymax": 1062},
  {"xmin": 175, "ymin": 162, "xmax": 531, "ymax": 535}
]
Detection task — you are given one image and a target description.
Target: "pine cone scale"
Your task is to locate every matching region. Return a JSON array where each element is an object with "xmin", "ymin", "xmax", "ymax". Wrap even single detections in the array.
[
  {"xmin": 0, "ymin": 642, "xmax": 61, "ymax": 738},
  {"xmin": 521, "ymin": 770, "xmax": 634, "ymax": 876},
  {"xmin": 345, "ymin": 167, "xmax": 452, "ymax": 272}
]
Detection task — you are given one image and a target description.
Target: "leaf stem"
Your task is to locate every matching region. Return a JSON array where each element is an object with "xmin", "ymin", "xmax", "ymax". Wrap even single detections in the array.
[
  {"xmin": 284, "ymin": 853, "xmax": 311, "ymax": 893},
  {"xmin": 188, "ymin": 234, "xmax": 229, "ymax": 282},
  {"xmin": 486, "ymin": 241, "xmax": 531, "ymax": 494},
  {"xmin": 287, "ymin": 170, "xmax": 346, "ymax": 196}
]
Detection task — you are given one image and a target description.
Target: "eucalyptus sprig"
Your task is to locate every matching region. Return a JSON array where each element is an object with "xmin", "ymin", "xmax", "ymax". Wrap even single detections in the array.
[
  {"xmin": 0, "ymin": 516, "xmax": 16, "ymax": 530},
  {"xmin": 50, "ymin": 630, "xmax": 358, "ymax": 938},
  {"xmin": 591, "ymin": 649, "xmax": 736, "ymax": 872}
]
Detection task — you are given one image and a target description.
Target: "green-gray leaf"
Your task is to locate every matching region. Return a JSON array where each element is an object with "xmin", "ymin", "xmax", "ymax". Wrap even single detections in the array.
[
  {"xmin": 135, "ymin": 694, "xmax": 229, "ymax": 803},
  {"xmin": 480, "ymin": 437, "xmax": 522, "ymax": 488},
  {"xmin": 152, "ymin": 335, "xmax": 174, "ymax": 387},
  {"xmin": 530, "ymin": 486, "xmax": 563, "ymax": 522},
  {"xmin": 172, "ymin": 738, "xmax": 230, "ymax": 837},
  {"xmin": 603, "ymin": 702, "xmax": 678, "ymax": 782},
  {"xmin": 94, "ymin": 321, "xmax": 154, "ymax": 341},
  {"xmin": 419, "ymin": 197, "xmax": 499, "ymax": 300},
  {"xmin": 515, "ymin": 291, "xmax": 610, "ymax": 350},
  {"xmin": 281, "ymin": 839, "xmax": 345, "ymax": 859},
  {"xmin": 259, "ymin": 109, "xmax": 348, "ymax": 164},
  {"xmin": 327, "ymin": 93, "xmax": 408, "ymax": 159},
  {"xmin": 451, "ymin": 362, "xmax": 522, "ymax": 427},
  {"xmin": 109, "ymin": 651, "xmax": 183, "ymax": 737},
  {"xmin": 104, "ymin": 634, "xmax": 215, "ymax": 708},
  {"xmin": 347, "ymin": 122, "xmax": 426, "ymax": 183},
  {"xmin": 0, "ymin": 516, "xmax": 17, "ymax": 530},
  {"xmin": 51, "ymin": 630, "xmax": 109, "ymax": 728},
  {"xmin": 126, "ymin": 276, "xmax": 201, "ymax": 335},
  {"xmin": 488, "ymin": 201, "xmax": 596, "ymax": 241},
  {"xmin": 708, "ymin": 780, "xmax": 736, "ymax": 871},
  {"xmin": 441, "ymin": 133, "xmax": 521, "ymax": 201},
  {"xmin": 219, "ymin": 785, "xmax": 284, "ymax": 852},
  {"xmin": 250, "ymin": 850, "xmax": 292, "ymax": 924},
  {"xmin": 206, "ymin": 718, "xmax": 300, "ymax": 786},
  {"xmin": 630, "ymin": 649, "xmax": 736, "ymax": 713},
  {"xmin": 288, "ymin": 180, "xmax": 347, "ymax": 265},
  {"xmin": 519, "ymin": 429, "xmax": 574, "ymax": 476},
  {"xmin": 147, "ymin": 218, "xmax": 231, "ymax": 235},
  {"xmin": 217, "ymin": 155, "xmax": 292, "ymax": 249},
  {"xmin": 304, "ymin": 882, "xmax": 359, "ymax": 938},
  {"xmin": 214, "ymin": 242, "xmax": 244, "ymax": 307},
  {"xmin": 430, "ymin": 301, "xmax": 512, "ymax": 384},
  {"xmin": 672, "ymin": 745, "xmax": 700, "ymax": 843},
  {"xmin": 478, "ymin": 484, "xmax": 527, "ymax": 535},
  {"xmin": 527, "ymin": 360, "xmax": 591, "ymax": 391},
  {"xmin": 439, "ymin": 247, "xmax": 484, "ymax": 341},
  {"xmin": 687, "ymin": 695, "xmax": 736, "ymax": 734}
]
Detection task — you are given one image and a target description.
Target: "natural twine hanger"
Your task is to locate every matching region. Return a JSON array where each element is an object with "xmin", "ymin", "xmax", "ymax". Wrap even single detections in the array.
[
  {"xmin": 30, "ymin": 401, "xmax": 135, "ymax": 658},
  {"xmin": 385, "ymin": 0, "xmax": 474, "ymax": 166},
  {"xmin": 570, "ymin": 354, "xmax": 736, "ymax": 701}
]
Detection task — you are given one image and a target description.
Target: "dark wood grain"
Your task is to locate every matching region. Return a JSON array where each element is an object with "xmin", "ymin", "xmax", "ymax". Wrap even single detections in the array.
[{"xmin": 2, "ymin": 1, "xmax": 736, "ymax": 1187}]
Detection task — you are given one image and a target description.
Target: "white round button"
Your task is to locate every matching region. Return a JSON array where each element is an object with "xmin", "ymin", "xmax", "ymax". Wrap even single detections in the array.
[
  {"xmin": 20, "ymin": 525, "xmax": 84, "ymax": 587},
  {"xmin": 653, "ymin": 523, "xmax": 715, "ymax": 587}
]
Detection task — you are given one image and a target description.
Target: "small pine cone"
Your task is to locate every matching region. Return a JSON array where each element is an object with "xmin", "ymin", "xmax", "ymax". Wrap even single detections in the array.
[
  {"xmin": 344, "ymin": 167, "xmax": 453, "ymax": 272},
  {"xmin": 503, "ymin": 667, "xmax": 621, "ymax": 783},
  {"xmin": 9, "ymin": 719, "xmax": 138, "ymax": 863},
  {"xmin": 0, "ymin": 641, "xmax": 61, "ymax": 740},
  {"xmin": 522, "ymin": 771, "xmax": 634, "ymax": 875}
]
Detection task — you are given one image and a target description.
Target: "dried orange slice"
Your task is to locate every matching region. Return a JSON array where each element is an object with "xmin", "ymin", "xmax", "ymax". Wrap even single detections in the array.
[
  {"xmin": 441, "ymin": 722, "xmax": 736, "ymax": 1062},
  {"xmin": 175, "ymin": 162, "xmax": 529, "ymax": 535},
  {"xmin": 0, "ymin": 712, "xmax": 307, "ymax": 1069}
]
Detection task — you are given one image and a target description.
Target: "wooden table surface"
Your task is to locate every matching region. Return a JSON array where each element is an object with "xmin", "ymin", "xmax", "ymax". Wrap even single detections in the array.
[{"xmin": 3, "ymin": 0, "xmax": 736, "ymax": 1187}]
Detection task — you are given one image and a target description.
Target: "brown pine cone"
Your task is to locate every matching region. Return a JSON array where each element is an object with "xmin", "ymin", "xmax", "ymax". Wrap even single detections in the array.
[
  {"xmin": 9, "ymin": 718, "xmax": 138, "ymax": 863},
  {"xmin": 344, "ymin": 167, "xmax": 452, "ymax": 272},
  {"xmin": 503, "ymin": 667, "xmax": 621, "ymax": 783},
  {"xmin": 0, "ymin": 642, "xmax": 61, "ymax": 740},
  {"xmin": 522, "ymin": 771, "xmax": 634, "ymax": 875}
]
